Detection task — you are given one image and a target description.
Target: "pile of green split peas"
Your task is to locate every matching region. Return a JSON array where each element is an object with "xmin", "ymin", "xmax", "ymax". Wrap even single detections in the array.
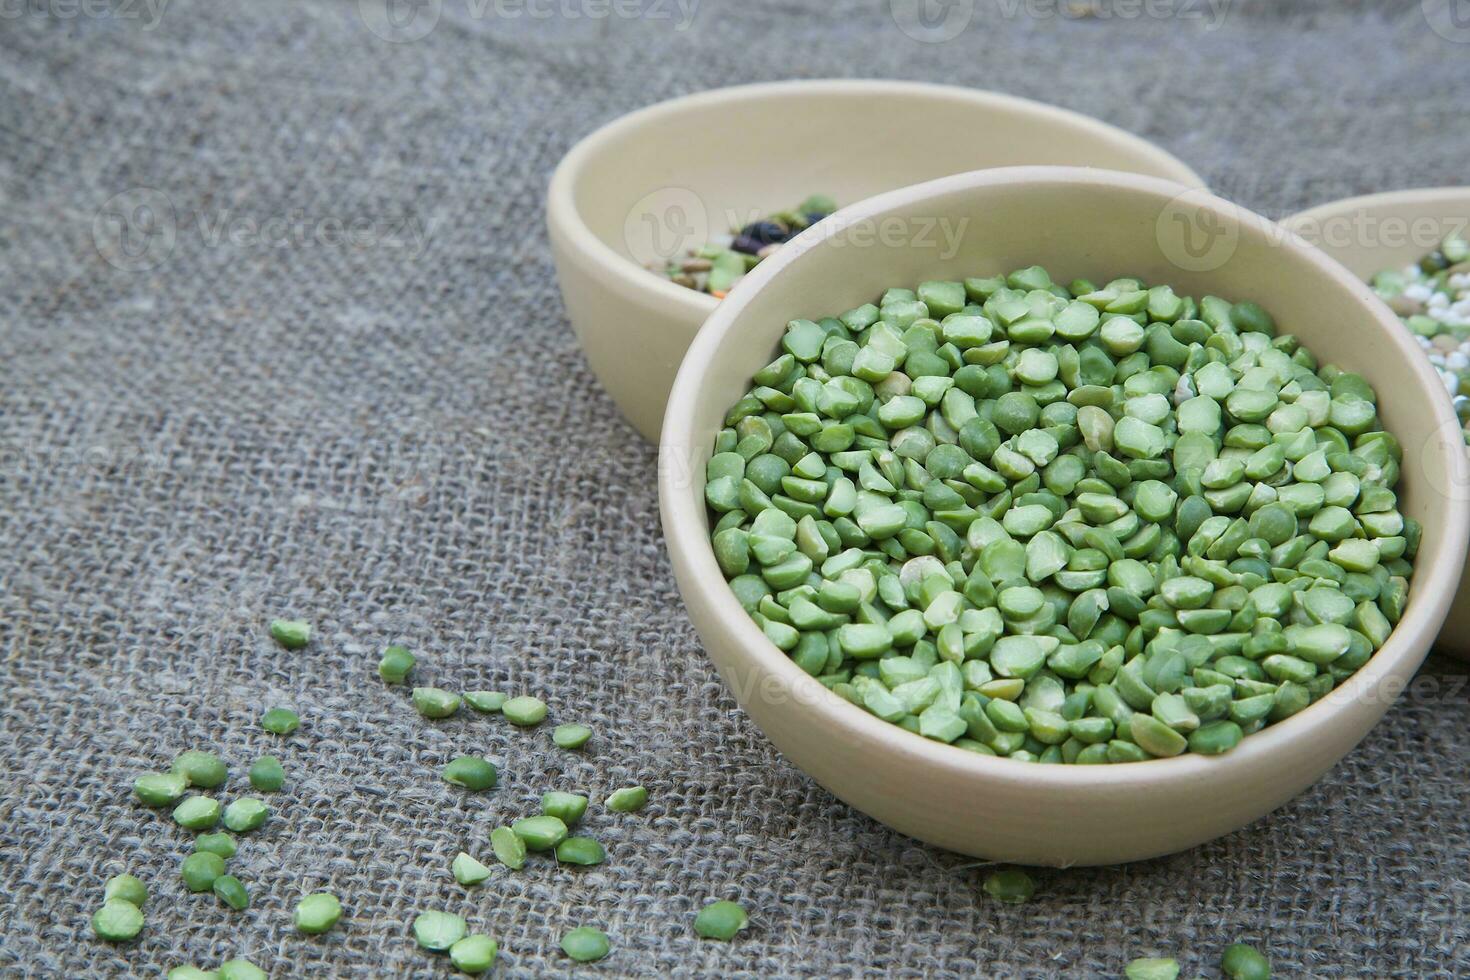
[
  {"xmin": 104, "ymin": 623, "xmax": 746, "ymax": 976},
  {"xmin": 706, "ymin": 267, "xmax": 1417, "ymax": 763}
]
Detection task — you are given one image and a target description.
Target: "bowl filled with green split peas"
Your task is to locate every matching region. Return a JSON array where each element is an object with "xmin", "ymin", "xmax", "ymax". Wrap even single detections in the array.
[
  {"xmin": 1284, "ymin": 187, "xmax": 1470, "ymax": 660},
  {"xmin": 548, "ymin": 79, "xmax": 1204, "ymax": 442},
  {"xmin": 659, "ymin": 166, "xmax": 1470, "ymax": 866}
]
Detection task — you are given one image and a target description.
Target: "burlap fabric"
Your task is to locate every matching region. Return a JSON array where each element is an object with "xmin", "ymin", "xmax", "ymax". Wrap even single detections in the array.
[{"xmin": 2, "ymin": 1, "xmax": 1467, "ymax": 975}]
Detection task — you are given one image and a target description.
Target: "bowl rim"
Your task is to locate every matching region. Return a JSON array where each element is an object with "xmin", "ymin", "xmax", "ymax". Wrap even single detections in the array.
[
  {"xmin": 547, "ymin": 79, "xmax": 1208, "ymax": 322},
  {"xmin": 659, "ymin": 164, "xmax": 1469, "ymax": 791}
]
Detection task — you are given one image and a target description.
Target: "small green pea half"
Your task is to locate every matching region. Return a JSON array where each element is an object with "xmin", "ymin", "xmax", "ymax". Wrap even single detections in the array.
[
  {"xmin": 248, "ymin": 756, "xmax": 285, "ymax": 792},
  {"xmin": 294, "ymin": 892, "xmax": 343, "ymax": 934},
  {"xmin": 511, "ymin": 815, "xmax": 567, "ymax": 852},
  {"xmin": 260, "ymin": 707, "xmax": 300, "ymax": 735},
  {"xmin": 1221, "ymin": 942, "xmax": 1271, "ymax": 980},
  {"xmin": 378, "ymin": 645, "xmax": 415, "ymax": 683},
  {"xmin": 1125, "ymin": 957, "xmax": 1180, "ymax": 980},
  {"xmin": 103, "ymin": 874, "xmax": 147, "ymax": 907},
  {"xmin": 452, "ymin": 852, "xmax": 491, "ymax": 886},
  {"xmin": 450, "ymin": 935, "xmax": 498, "ymax": 974},
  {"xmin": 560, "ymin": 926, "xmax": 611, "ymax": 962},
  {"xmin": 441, "ymin": 756, "xmax": 497, "ymax": 791},
  {"xmin": 605, "ymin": 786, "xmax": 648, "ymax": 813},
  {"xmin": 463, "ymin": 690, "xmax": 506, "ymax": 713},
  {"xmin": 502, "ymin": 695, "xmax": 548, "ymax": 727},
  {"xmin": 180, "ymin": 852, "xmax": 226, "ymax": 892},
  {"xmin": 218, "ymin": 958, "xmax": 268, "ymax": 980},
  {"xmin": 269, "ymin": 619, "xmax": 311, "ymax": 649},
  {"xmin": 490, "ymin": 827, "xmax": 525, "ymax": 870},
  {"xmin": 412, "ymin": 687, "xmax": 461, "ymax": 719},
  {"xmin": 554, "ymin": 837, "xmax": 606, "ymax": 866},
  {"xmin": 552, "ymin": 723, "xmax": 592, "ymax": 750},
  {"xmin": 541, "ymin": 791, "xmax": 588, "ymax": 826},
  {"xmin": 172, "ymin": 750, "xmax": 227, "ymax": 789},
  {"xmin": 172, "ymin": 796, "xmax": 221, "ymax": 831},
  {"xmin": 133, "ymin": 772, "xmax": 188, "ymax": 807},
  {"xmin": 693, "ymin": 900, "xmax": 748, "ymax": 941},
  {"xmin": 983, "ymin": 868, "xmax": 1036, "ymax": 904},
  {"xmin": 223, "ymin": 798, "xmax": 270, "ymax": 833},
  {"xmin": 194, "ymin": 833, "xmax": 237, "ymax": 859},
  {"xmin": 213, "ymin": 875, "xmax": 250, "ymax": 911},
  {"xmin": 92, "ymin": 899, "xmax": 144, "ymax": 941},
  {"xmin": 413, "ymin": 910, "xmax": 467, "ymax": 951}
]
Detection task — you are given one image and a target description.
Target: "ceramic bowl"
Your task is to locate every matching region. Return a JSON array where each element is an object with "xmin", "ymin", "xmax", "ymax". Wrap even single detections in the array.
[
  {"xmin": 1284, "ymin": 188, "xmax": 1470, "ymax": 659},
  {"xmin": 659, "ymin": 167, "xmax": 1469, "ymax": 866},
  {"xmin": 548, "ymin": 79, "xmax": 1205, "ymax": 441}
]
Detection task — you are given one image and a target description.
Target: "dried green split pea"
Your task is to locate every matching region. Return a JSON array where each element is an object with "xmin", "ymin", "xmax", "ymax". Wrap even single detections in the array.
[
  {"xmin": 561, "ymin": 926, "xmax": 611, "ymax": 962},
  {"xmin": 693, "ymin": 900, "xmax": 749, "ymax": 940},
  {"xmin": 295, "ymin": 892, "xmax": 343, "ymax": 935}
]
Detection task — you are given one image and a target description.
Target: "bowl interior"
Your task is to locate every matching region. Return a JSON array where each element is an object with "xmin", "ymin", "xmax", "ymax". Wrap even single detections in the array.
[
  {"xmin": 570, "ymin": 81, "xmax": 1204, "ymax": 273},
  {"xmin": 666, "ymin": 168, "xmax": 1467, "ymax": 765}
]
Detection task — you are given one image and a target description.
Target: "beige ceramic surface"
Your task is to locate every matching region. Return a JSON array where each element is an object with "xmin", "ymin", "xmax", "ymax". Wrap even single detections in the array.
[
  {"xmin": 548, "ymin": 80, "xmax": 1205, "ymax": 442},
  {"xmin": 1284, "ymin": 188, "xmax": 1470, "ymax": 660},
  {"xmin": 659, "ymin": 167, "xmax": 1470, "ymax": 866}
]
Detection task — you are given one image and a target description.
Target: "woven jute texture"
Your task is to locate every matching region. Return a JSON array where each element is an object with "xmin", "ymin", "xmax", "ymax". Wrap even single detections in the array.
[{"xmin": 2, "ymin": 1, "xmax": 1467, "ymax": 976}]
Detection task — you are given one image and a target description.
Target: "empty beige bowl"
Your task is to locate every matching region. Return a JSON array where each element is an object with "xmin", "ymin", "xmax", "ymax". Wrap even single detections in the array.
[
  {"xmin": 548, "ymin": 79, "xmax": 1205, "ymax": 442},
  {"xmin": 1284, "ymin": 188, "xmax": 1470, "ymax": 660},
  {"xmin": 659, "ymin": 167, "xmax": 1469, "ymax": 866}
]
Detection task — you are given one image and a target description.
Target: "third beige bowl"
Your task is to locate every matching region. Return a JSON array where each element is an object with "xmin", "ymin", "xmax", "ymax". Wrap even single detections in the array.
[
  {"xmin": 1285, "ymin": 188, "xmax": 1470, "ymax": 659},
  {"xmin": 660, "ymin": 167, "xmax": 1468, "ymax": 865},
  {"xmin": 549, "ymin": 80, "xmax": 1204, "ymax": 441}
]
